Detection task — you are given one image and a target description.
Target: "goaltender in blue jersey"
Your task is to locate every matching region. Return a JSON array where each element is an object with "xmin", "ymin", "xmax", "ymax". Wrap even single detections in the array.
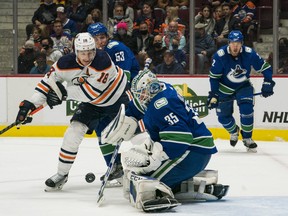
[
  {"xmin": 207, "ymin": 30, "xmax": 275, "ymax": 152},
  {"xmin": 100, "ymin": 69, "xmax": 228, "ymax": 212}
]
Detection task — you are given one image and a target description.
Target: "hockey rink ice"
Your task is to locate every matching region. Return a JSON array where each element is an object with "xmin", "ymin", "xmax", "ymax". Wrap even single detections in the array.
[{"xmin": 1, "ymin": 137, "xmax": 288, "ymax": 216}]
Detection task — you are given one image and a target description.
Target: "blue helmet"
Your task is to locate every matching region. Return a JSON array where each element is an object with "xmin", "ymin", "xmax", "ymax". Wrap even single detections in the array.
[
  {"xmin": 87, "ymin": 22, "xmax": 108, "ymax": 37},
  {"xmin": 228, "ymin": 30, "xmax": 243, "ymax": 42}
]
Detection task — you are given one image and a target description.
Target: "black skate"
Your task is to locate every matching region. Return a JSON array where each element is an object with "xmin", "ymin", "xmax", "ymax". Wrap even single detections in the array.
[
  {"xmin": 230, "ymin": 125, "xmax": 239, "ymax": 147},
  {"xmin": 142, "ymin": 197, "xmax": 181, "ymax": 213},
  {"xmin": 243, "ymin": 138, "xmax": 257, "ymax": 153},
  {"xmin": 205, "ymin": 184, "xmax": 230, "ymax": 200},
  {"xmin": 100, "ymin": 163, "xmax": 123, "ymax": 187},
  {"xmin": 45, "ymin": 173, "xmax": 68, "ymax": 192}
]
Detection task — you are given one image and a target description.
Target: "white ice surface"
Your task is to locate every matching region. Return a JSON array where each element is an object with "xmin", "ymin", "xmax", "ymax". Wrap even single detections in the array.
[{"xmin": 0, "ymin": 137, "xmax": 288, "ymax": 216}]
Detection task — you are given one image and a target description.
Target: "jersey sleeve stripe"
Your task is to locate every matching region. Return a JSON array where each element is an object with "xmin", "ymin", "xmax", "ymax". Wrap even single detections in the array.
[{"xmin": 36, "ymin": 82, "xmax": 50, "ymax": 94}]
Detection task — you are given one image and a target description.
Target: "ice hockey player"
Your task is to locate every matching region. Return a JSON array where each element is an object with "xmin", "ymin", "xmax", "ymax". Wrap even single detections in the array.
[
  {"xmin": 207, "ymin": 30, "xmax": 275, "ymax": 153},
  {"xmin": 87, "ymin": 22, "xmax": 140, "ymax": 82},
  {"xmin": 101, "ymin": 69, "xmax": 229, "ymax": 212},
  {"xmin": 15, "ymin": 32, "xmax": 130, "ymax": 191}
]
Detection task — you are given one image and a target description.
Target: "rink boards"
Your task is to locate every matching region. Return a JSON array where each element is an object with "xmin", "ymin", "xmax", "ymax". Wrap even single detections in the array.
[{"xmin": 0, "ymin": 76, "xmax": 287, "ymax": 141}]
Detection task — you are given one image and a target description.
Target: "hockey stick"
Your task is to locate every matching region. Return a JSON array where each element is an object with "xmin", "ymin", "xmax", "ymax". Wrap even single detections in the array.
[
  {"xmin": 0, "ymin": 104, "xmax": 45, "ymax": 135},
  {"xmin": 97, "ymin": 138, "xmax": 123, "ymax": 206},
  {"xmin": 193, "ymin": 92, "xmax": 262, "ymax": 108}
]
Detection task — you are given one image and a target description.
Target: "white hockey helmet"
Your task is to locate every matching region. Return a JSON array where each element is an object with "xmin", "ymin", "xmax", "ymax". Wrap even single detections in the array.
[
  {"xmin": 131, "ymin": 69, "xmax": 161, "ymax": 110},
  {"xmin": 74, "ymin": 32, "xmax": 96, "ymax": 56}
]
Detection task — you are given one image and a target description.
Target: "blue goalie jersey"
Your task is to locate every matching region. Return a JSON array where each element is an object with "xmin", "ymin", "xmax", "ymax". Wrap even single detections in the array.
[
  {"xmin": 126, "ymin": 82, "xmax": 217, "ymax": 160},
  {"xmin": 209, "ymin": 45, "xmax": 273, "ymax": 95}
]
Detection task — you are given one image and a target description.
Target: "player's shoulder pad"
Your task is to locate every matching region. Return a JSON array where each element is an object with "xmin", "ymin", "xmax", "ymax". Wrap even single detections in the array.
[
  {"xmin": 57, "ymin": 53, "xmax": 78, "ymax": 70},
  {"xmin": 91, "ymin": 49, "xmax": 112, "ymax": 70},
  {"xmin": 106, "ymin": 40, "xmax": 120, "ymax": 49}
]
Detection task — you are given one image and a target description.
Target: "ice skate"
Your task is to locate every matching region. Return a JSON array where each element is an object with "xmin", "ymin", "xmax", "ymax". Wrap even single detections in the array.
[
  {"xmin": 100, "ymin": 163, "xmax": 123, "ymax": 187},
  {"xmin": 142, "ymin": 197, "xmax": 181, "ymax": 213},
  {"xmin": 243, "ymin": 138, "xmax": 257, "ymax": 153},
  {"xmin": 230, "ymin": 126, "xmax": 239, "ymax": 147},
  {"xmin": 205, "ymin": 184, "xmax": 230, "ymax": 200},
  {"xmin": 45, "ymin": 173, "xmax": 68, "ymax": 192}
]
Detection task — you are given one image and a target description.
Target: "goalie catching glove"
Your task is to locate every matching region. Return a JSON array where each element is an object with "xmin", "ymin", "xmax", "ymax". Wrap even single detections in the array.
[
  {"xmin": 46, "ymin": 81, "xmax": 67, "ymax": 109},
  {"xmin": 16, "ymin": 100, "xmax": 36, "ymax": 124},
  {"xmin": 121, "ymin": 138, "xmax": 169, "ymax": 174}
]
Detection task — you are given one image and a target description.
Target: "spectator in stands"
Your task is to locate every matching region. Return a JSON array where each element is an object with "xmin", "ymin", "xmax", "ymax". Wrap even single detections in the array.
[
  {"xmin": 115, "ymin": 0, "xmax": 135, "ymax": 21},
  {"xmin": 81, "ymin": 8, "xmax": 102, "ymax": 32},
  {"xmin": 171, "ymin": 38, "xmax": 187, "ymax": 68},
  {"xmin": 29, "ymin": 52, "xmax": 51, "ymax": 74},
  {"xmin": 18, "ymin": 40, "xmax": 39, "ymax": 74},
  {"xmin": 56, "ymin": 6, "xmax": 78, "ymax": 37},
  {"xmin": 213, "ymin": 5, "xmax": 223, "ymax": 21},
  {"xmin": 50, "ymin": 20, "xmax": 72, "ymax": 55},
  {"xmin": 107, "ymin": 4, "xmax": 133, "ymax": 37},
  {"xmin": 31, "ymin": 26, "xmax": 43, "ymax": 51},
  {"xmin": 153, "ymin": 49, "xmax": 186, "ymax": 74},
  {"xmin": 133, "ymin": 21, "xmax": 154, "ymax": 53},
  {"xmin": 159, "ymin": 6, "xmax": 185, "ymax": 35},
  {"xmin": 40, "ymin": 37, "xmax": 63, "ymax": 65},
  {"xmin": 214, "ymin": 2, "xmax": 241, "ymax": 48},
  {"xmin": 40, "ymin": 0, "xmax": 66, "ymax": 5},
  {"xmin": 232, "ymin": 0, "xmax": 257, "ymax": 47},
  {"xmin": 146, "ymin": 34, "xmax": 167, "ymax": 69},
  {"xmin": 195, "ymin": 4, "xmax": 216, "ymax": 35},
  {"xmin": 203, "ymin": 0, "xmax": 224, "ymax": 9},
  {"xmin": 172, "ymin": 0, "xmax": 189, "ymax": 9},
  {"xmin": 133, "ymin": 1, "xmax": 161, "ymax": 35},
  {"xmin": 156, "ymin": 0, "xmax": 171, "ymax": 9},
  {"xmin": 32, "ymin": 0, "xmax": 57, "ymax": 26},
  {"xmin": 184, "ymin": 23, "xmax": 216, "ymax": 74},
  {"xmin": 162, "ymin": 20, "xmax": 186, "ymax": 50},
  {"xmin": 66, "ymin": 0, "xmax": 88, "ymax": 32},
  {"xmin": 113, "ymin": 21, "xmax": 137, "ymax": 54}
]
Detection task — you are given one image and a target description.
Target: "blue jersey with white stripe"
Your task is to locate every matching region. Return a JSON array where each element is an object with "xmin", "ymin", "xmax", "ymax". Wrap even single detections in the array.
[
  {"xmin": 126, "ymin": 82, "xmax": 217, "ymax": 159},
  {"xmin": 209, "ymin": 45, "xmax": 272, "ymax": 95},
  {"xmin": 104, "ymin": 40, "xmax": 140, "ymax": 81}
]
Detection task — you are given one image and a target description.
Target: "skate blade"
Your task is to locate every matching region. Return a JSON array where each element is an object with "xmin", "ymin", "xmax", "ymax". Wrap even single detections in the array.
[
  {"xmin": 44, "ymin": 185, "xmax": 64, "ymax": 192},
  {"xmin": 246, "ymin": 147, "xmax": 257, "ymax": 153}
]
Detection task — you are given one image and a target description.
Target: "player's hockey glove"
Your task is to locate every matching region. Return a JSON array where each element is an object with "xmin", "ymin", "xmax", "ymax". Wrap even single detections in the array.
[
  {"xmin": 47, "ymin": 81, "xmax": 67, "ymax": 109},
  {"xmin": 261, "ymin": 79, "xmax": 275, "ymax": 98},
  {"xmin": 207, "ymin": 91, "xmax": 219, "ymax": 109},
  {"xmin": 16, "ymin": 100, "xmax": 36, "ymax": 124}
]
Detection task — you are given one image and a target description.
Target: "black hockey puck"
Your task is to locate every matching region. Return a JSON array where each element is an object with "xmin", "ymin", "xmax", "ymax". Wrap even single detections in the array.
[{"xmin": 85, "ymin": 172, "xmax": 95, "ymax": 183}]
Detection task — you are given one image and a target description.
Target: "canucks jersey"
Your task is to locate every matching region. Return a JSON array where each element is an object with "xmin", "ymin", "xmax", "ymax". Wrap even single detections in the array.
[
  {"xmin": 104, "ymin": 40, "xmax": 140, "ymax": 81},
  {"xmin": 126, "ymin": 82, "xmax": 217, "ymax": 159},
  {"xmin": 30, "ymin": 49, "xmax": 127, "ymax": 107},
  {"xmin": 209, "ymin": 45, "xmax": 273, "ymax": 95}
]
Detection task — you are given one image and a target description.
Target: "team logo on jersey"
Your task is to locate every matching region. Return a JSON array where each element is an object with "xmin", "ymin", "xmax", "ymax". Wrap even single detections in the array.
[
  {"xmin": 227, "ymin": 64, "xmax": 248, "ymax": 83},
  {"xmin": 154, "ymin": 98, "xmax": 168, "ymax": 109}
]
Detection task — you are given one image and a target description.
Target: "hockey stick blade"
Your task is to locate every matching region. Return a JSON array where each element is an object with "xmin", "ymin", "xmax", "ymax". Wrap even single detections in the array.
[
  {"xmin": 193, "ymin": 92, "xmax": 262, "ymax": 108},
  {"xmin": 97, "ymin": 138, "xmax": 123, "ymax": 206},
  {"xmin": 0, "ymin": 104, "xmax": 45, "ymax": 135}
]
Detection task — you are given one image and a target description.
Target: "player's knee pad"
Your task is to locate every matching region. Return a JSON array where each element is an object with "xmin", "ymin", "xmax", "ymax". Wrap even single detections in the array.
[
  {"xmin": 123, "ymin": 170, "xmax": 174, "ymax": 210},
  {"xmin": 62, "ymin": 121, "xmax": 88, "ymax": 152}
]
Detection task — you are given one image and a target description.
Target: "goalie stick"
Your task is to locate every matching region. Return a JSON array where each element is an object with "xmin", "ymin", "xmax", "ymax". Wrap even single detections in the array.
[
  {"xmin": 0, "ymin": 104, "xmax": 45, "ymax": 135},
  {"xmin": 97, "ymin": 138, "xmax": 123, "ymax": 206},
  {"xmin": 193, "ymin": 92, "xmax": 262, "ymax": 108}
]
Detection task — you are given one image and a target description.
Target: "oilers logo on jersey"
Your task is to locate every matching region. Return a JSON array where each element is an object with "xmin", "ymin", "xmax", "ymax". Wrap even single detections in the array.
[{"xmin": 227, "ymin": 64, "xmax": 248, "ymax": 83}]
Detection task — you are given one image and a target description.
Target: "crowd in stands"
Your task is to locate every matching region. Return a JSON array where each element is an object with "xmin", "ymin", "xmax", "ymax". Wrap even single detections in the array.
[{"xmin": 19, "ymin": 0, "xmax": 283, "ymax": 75}]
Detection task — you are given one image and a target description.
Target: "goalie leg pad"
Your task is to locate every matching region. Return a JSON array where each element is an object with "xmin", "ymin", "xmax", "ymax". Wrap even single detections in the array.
[
  {"xmin": 101, "ymin": 104, "xmax": 138, "ymax": 144},
  {"xmin": 125, "ymin": 171, "xmax": 180, "ymax": 211},
  {"xmin": 175, "ymin": 170, "xmax": 229, "ymax": 201}
]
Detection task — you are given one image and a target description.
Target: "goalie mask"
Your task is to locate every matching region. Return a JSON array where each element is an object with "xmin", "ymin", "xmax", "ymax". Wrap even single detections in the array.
[{"xmin": 131, "ymin": 69, "xmax": 161, "ymax": 110}]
